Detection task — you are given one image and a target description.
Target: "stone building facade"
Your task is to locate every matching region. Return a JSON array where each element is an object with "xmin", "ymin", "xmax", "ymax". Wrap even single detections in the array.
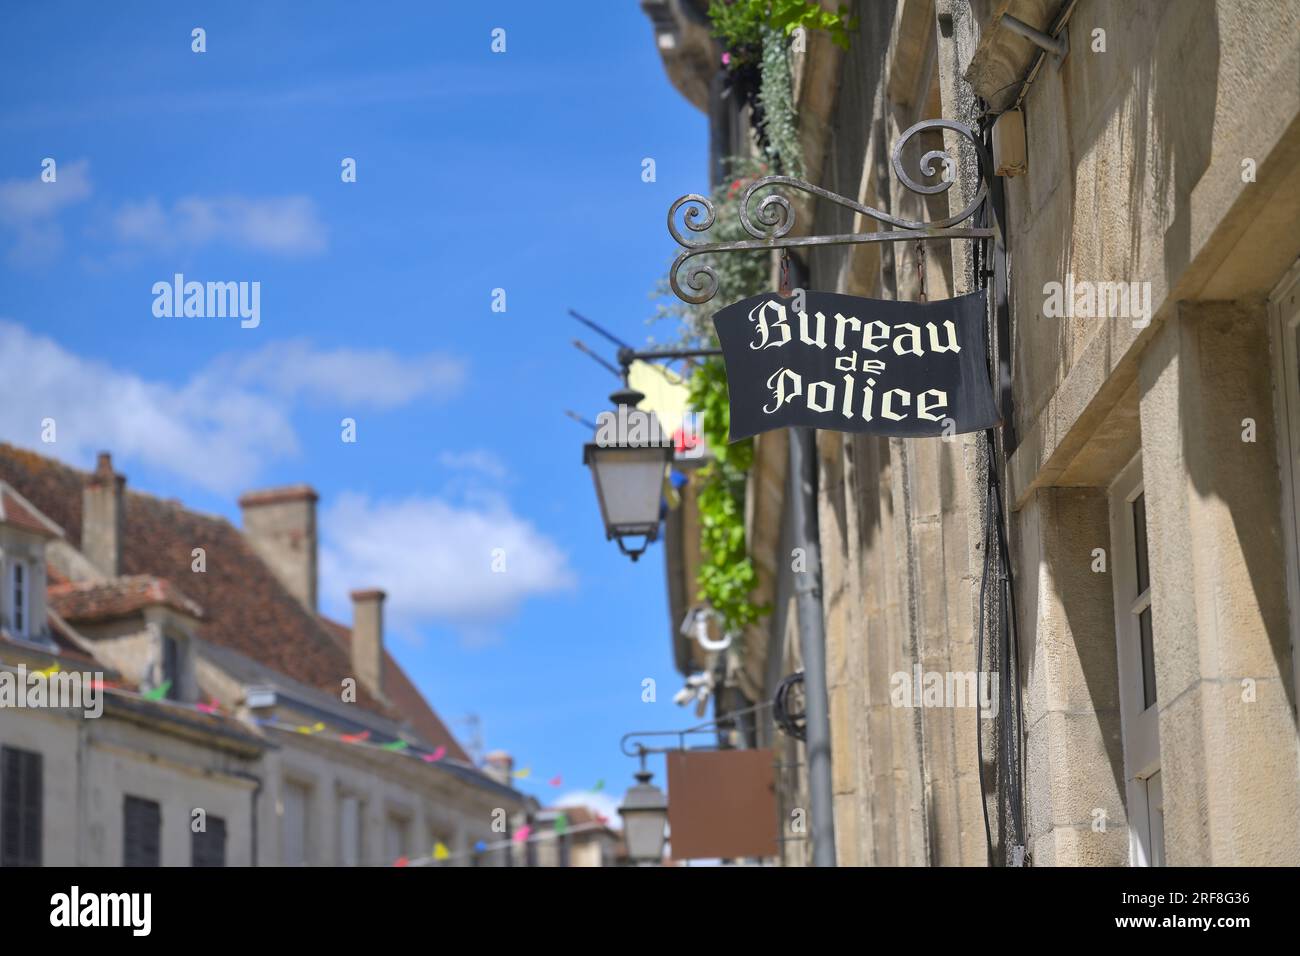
[
  {"xmin": 646, "ymin": 0, "xmax": 1300, "ymax": 865},
  {"xmin": 0, "ymin": 446, "xmax": 531, "ymax": 866}
]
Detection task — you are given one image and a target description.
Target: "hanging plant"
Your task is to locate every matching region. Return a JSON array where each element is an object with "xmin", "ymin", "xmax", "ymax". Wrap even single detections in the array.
[
  {"xmin": 708, "ymin": 0, "xmax": 857, "ymax": 53},
  {"xmin": 709, "ymin": 3, "xmax": 851, "ymax": 175},
  {"xmin": 654, "ymin": 158, "xmax": 774, "ymax": 638}
]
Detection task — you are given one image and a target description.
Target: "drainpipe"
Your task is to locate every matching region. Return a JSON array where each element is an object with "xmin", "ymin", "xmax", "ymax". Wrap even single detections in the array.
[
  {"xmin": 782, "ymin": 253, "xmax": 836, "ymax": 866},
  {"xmin": 789, "ymin": 424, "xmax": 836, "ymax": 866}
]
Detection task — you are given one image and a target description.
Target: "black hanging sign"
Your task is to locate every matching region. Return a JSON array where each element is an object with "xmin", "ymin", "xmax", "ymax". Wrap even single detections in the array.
[{"xmin": 712, "ymin": 289, "xmax": 1000, "ymax": 442}]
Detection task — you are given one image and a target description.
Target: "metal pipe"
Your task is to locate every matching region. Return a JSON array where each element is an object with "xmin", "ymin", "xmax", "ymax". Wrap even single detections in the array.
[
  {"xmin": 789, "ymin": 425, "xmax": 836, "ymax": 866},
  {"xmin": 1000, "ymin": 14, "xmax": 1066, "ymax": 58}
]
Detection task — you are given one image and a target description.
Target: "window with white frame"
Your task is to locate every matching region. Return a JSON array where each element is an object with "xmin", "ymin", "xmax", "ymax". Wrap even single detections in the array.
[
  {"xmin": 1269, "ymin": 259, "xmax": 1300, "ymax": 723},
  {"xmin": 1109, "ymin": 455, "xmax": 1164, "ymax": 866},
  {"xmin": 9, "ymin": 560, "xmax": 27, "ymax": 637}
]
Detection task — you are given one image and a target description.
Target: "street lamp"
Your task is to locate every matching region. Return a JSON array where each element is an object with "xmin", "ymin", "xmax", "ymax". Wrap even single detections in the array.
[
  {"xmin": 582, "ymin": 386, "xmax": 672, "ymax": 562},
  {"xmin": 619, "ymin": 750, "xmax": 668, "ymax": 864},
  {"xmin": 576, "ymin": 335, "xmax": 722, "ymax": 562}
]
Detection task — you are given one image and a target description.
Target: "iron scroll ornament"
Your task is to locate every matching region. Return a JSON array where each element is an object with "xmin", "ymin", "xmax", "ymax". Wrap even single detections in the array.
[{"xmin": 667, "ymin": 119, "xmax": 996, "ymax": 304}]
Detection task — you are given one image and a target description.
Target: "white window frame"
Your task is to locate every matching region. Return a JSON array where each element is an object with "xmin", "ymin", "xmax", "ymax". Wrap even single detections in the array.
[
  {"xmin": 1268, "ymin": 257, "xmax": 1300, "ymax": 724},
  {"xmin": 1108, "ymin": 454, "xmax": 1163, "ymax": 866}
]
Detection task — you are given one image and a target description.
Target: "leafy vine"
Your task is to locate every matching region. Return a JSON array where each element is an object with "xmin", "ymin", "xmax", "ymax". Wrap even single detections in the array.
[{"xmin": 655, "ymin": 159, "xmax": 775, "ymax": 637}]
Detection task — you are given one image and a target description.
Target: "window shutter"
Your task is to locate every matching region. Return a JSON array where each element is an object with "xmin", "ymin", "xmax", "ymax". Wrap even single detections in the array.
[
  {"xmin": 123, "ymin": 796, "xmax": 161, "ymax": 867},
  {"xmin": 191, "ymin": 816, "xmax": 226, "ymax": 867},
  {"xmin": 1, "ymin": 746, "xmax": 42, "ymax": 867}
]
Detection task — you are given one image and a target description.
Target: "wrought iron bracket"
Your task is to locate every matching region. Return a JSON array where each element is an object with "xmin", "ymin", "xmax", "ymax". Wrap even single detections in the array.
[{"xmin": 666, "ymin": 119, "xmax": 997, "ymax": 304}]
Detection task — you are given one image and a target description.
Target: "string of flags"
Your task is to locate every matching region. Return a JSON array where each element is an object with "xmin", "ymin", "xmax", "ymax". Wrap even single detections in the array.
[
  {"xmin": 1, "ymin": 658, "xmax": 606, "ymax": 802},
  {"xmin": 393, "ymin": 818, "xmax": 615, "ymax": 868}
]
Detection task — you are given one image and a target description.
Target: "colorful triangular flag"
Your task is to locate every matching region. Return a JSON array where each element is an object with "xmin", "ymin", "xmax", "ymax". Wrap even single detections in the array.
[{"xmin": 142, "ymin": 680, "xmax": 172, "ymax": 702}]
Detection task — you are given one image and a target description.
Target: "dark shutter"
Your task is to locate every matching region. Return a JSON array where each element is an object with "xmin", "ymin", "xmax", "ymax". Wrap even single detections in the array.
[
  {"xmin": 0, "ymin": 746, "xmax": 42, "ymax": 866},
  {"xmin": 162, "ymin": 635, "xmax": 180, "ymax": 700},
  {"xmin": 191, "ymin": 815, "xmax": 226, "ymax": 867},
  {"xmin": 123, "ymin": 796, "xmax": 161, "ymax": 867}
]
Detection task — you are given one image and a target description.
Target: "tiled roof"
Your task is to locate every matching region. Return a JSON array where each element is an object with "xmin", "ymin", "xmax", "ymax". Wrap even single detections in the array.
[
  {"xmin": 319, "ymin": 616, "xmax": 470, "ymax": 763},
  {"xmin": 0, "ymin": 443, "xmax": 397, "ymax": 721},
  {"xmin": 0, "ymin": 485, "xmax": 59, "ymax": 537},
  {"xmin": 48, "ymin": 575, "xmax": 204, "ymax": 623}
]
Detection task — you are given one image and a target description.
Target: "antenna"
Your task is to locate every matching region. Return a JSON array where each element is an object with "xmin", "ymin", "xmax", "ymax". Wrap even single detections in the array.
[
  {"xmin": 569, "ymin": 309, "xmax": 632, "ymax": 350},
  {"xmin": 564, "ymin": 409, "xmax": 598, "ymax": 430},
  {"xmin": 459, "ymin": 713, "xmax": 484, "ymax": 766},
  {"xmin": 571, "ymin": 339, "xmax": 623, "ymax": 380}
]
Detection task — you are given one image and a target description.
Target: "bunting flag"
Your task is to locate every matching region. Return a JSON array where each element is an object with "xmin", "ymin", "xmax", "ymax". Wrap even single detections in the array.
[
  {"xmin": 554, "ymin": 812, "xmax": 568, "ymax": 836},
  {"xmin": 433, "ymin": 841, "xmax": 450, "ymax": 861},
  {"xmin": 1, "ymin": 658, "xmax": 581, "ymax": 797},
  {"xmin": 474, "ymin": 840, "xmax": 488, "ymax": 853},
  {"xmin": 513, "ymin": 825, "xmax": 531, "ymax": 843},
  {"xmin": 394, "ymin": 856, "xmax": 409, "ymax": 868},
  {"xmin": 592, "ymin": 779, "xmax": 605, "ymax": 792},
  {"xmin": 142, "ymin": 680, "xmax": 172, "ymax": 702}
]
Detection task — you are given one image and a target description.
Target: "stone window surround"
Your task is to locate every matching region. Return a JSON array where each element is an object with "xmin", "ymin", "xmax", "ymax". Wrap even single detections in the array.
[
  {"xmin": 1267, "ymin": 257, "xmax": 1300, "ymax": 725},
  {"xmin": 1107, "ymin": 453, "xmax": 1164, "ymax": 867}
]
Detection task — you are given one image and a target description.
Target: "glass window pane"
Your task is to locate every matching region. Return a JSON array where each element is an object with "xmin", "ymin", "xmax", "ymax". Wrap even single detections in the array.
[
  {"xmin": 1139, "ymin": 607, "xmax": 1157, "ymax": 709},
  {"xmin": 1133, "ymin": 493, "xmax": 1149, "ymax": 596}
]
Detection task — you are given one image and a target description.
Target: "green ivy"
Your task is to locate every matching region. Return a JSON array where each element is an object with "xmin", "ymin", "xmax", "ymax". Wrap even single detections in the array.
[
  {"xmin": 708, "ymin": 0, "xmax": 857, "ymax": 52},
  {"xmin": 759, "ymin": 25, "xmax": 803, "ymax": 178},
  {"xmin": 654, "ymin": 159, "xmax": 774, "ymax": 638}
]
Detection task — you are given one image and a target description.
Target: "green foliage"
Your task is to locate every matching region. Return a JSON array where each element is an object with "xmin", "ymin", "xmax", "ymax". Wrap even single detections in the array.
[
  {"xmin": 653, "ymin": 160, "xmax": 773, "ymax": 637},
  {"xmin": 708, "ymin": 0, "xmax": 857, "ymax": 52},
  {"xmin": 758, "ymin": 26, "xmax": 803, "ymax": 178}
]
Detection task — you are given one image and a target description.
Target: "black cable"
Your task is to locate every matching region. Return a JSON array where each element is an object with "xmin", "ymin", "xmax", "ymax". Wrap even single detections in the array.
[{"xmin": 772, "ymin": 671, "xmax": 807, "ymax": 741}]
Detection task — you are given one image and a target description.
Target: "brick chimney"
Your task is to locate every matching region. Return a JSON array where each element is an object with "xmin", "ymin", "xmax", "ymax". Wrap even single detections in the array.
[
  {"xmin": 82, "ymin": 452, "xmax": 124, "ymax": 578},
  {"xmin": 349, "ymin": 588, "xmax": 385, "ymax": 697},
  {"xmin": 238, "ymin": 485, "xmax": 318, "ymax": 612},
  {"xmin": 482, "ymin": 750, "xmax": 515, "ymax": 787}
]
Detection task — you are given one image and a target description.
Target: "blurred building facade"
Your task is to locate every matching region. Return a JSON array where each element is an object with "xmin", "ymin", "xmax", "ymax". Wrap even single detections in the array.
[
  {"xmin": 646, "ymin": 0, "xmax": 1300, "ymax": 865},
  {"xmin": 0, "ymin": 445, "xmax": 533, "ymax": 866}
]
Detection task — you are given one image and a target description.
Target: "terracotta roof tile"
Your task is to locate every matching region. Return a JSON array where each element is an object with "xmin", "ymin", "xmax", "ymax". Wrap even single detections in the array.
[
  {"xmin": 320, "ymin": 615, "xmax": 470, "ymax": 761},
  {"xmin": 48, "ymin": 575, "xmax": 204, "ymax": 623},
  {"xmin": 0, "ymin": 443, "xmax": 392, "ymax": 717},
  {"xmin": 0, "ymin": 486, "xmax": 59, "ymax": 537}
]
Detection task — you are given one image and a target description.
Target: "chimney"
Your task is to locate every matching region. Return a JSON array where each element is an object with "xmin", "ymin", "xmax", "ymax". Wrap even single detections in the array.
[
  {"xmin": 349, "ymin": 588, "xmax": 385, "ymax": 697},
  {"xmin": 238, "ymin": 485, "xmax": 319, "ymax": 612},
  {"xmin": 482, "ymin": 750, "xmax": 515, "ymax": 787},
  {"xmin": 82, "ymin": 452, "xmax": 124, "ymax": 577}
]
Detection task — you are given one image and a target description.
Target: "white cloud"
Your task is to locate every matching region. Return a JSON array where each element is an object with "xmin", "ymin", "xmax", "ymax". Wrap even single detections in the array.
[
  {"xmin": 437, "ymin": 449, "xmax": 508, "ymax": 482},
  {"xmin": 0, "ymin": 159, "xmax": 92, "ymax": 266},
  {"xmin": 0, "ymin": 321, "xmax": 470, "ymax": 494},
  {"xmin": 0, "ymin": 320, "xmax": 297, "ymax": 493},
  {"xmin": 204, "ymin": 340, "xmax": 466, "ymax": 409},
  {"xmin": 113, "ymin": 195, "xmax": 327, "ymax": 255},
  {"xmin": 319, "ymin": 491, "xmax": 575, "ymax": 635}
]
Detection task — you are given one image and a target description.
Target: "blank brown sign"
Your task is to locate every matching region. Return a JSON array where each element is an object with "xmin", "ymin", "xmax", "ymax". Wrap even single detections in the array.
[{"xmin": 666, "ymin": 748, "xmax": 778, "ymax": 860}]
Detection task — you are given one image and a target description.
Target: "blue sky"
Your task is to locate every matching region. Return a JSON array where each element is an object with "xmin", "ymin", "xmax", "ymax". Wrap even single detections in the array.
[{"xmin": 0, "ymin": 1, "xmax": 709, "ymax": 813}]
